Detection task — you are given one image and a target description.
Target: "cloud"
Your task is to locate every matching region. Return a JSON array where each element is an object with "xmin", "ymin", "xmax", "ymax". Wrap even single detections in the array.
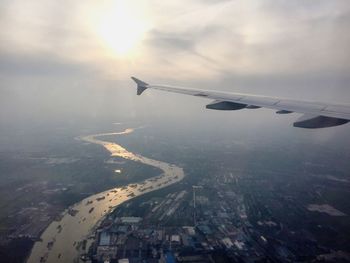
[
  {"xmin": 0, "ymin": 51, "xmax": 98, "ymax": 77},
  {"xmin": 147, "ymin": 30, "xmax": 195, "ymax": 52},
  {"xmin": 0, "ymin": 0, "xmax": 349, "ymax": 81}
]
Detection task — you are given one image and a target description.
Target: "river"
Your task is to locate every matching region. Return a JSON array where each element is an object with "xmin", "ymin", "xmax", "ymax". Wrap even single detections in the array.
[{"xmin": 27, "ymin": 128, "xmax": 185, "ymax": 263}]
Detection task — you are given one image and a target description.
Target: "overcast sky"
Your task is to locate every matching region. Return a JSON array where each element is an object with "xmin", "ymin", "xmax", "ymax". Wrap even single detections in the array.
[{"xmin": 1, "ymin": 0, "xmax": 350, "ymax": 134}]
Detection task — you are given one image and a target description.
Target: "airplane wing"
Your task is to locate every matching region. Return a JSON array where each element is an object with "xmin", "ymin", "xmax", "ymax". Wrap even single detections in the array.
[{"xmin": 131, "ymin": 77, "xmax": 350, "ymax": 128}]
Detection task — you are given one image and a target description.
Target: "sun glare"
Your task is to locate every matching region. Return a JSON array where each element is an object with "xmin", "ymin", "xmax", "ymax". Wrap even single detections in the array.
[{"xmin": 96, "ymin": 1, "xmax": 151, "ymax": 57}]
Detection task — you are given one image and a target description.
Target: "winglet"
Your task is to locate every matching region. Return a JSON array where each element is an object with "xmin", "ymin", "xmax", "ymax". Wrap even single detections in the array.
[{"xmin": 131, "ymin": 77, "xmax": 149, "ymax": 95}]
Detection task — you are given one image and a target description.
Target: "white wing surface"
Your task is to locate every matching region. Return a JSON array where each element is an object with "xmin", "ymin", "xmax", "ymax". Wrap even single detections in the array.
[{"xmin": 131, "ymin": 77, "xmax": 350, "ymax": 129}]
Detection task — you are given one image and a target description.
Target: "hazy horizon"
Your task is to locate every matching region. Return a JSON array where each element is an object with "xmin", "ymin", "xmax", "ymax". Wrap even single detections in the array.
[{"xmin": 1, "ymin": 0, "xmax": 350, "ymax": 132}]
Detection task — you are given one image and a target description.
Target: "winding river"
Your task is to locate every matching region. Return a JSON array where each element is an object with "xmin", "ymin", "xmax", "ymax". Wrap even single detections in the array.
[{"xmin": 27, "ymin": 128, "xmax": 185, "ymax": 263}]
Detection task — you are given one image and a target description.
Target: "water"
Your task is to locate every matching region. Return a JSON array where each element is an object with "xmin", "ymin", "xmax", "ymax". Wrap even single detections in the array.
[{"xmin": 27, "ymin": 128, "xmax": 185, "ymax": 263}]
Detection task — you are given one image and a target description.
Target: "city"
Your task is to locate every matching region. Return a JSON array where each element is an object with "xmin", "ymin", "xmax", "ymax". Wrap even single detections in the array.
[
  {"xmin": 1, "ymin": 125, "xmax": 350, "ymax": 263},
  {"xmin": 89, "ymin": 167, "xmax": 350, "ymax": 263}
]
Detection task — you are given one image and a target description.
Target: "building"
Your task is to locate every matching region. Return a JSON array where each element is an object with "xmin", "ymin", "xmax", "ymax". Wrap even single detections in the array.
[
  {"xmin": 99, "ymin": 231, "xmax": 111, "ymax": 246},
  {"xmin": 120, "ymin": 217, "xmax": 142, "ymax": 224}
]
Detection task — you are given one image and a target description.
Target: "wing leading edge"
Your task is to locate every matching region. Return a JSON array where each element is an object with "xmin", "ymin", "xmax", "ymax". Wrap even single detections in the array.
[{"xmin": 131, "ymin": 77, "xmax": 350, "ymax": 129}]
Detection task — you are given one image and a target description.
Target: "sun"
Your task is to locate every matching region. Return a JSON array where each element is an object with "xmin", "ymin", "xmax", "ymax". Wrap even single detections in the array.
[{"xmin": 96, "ymin": 1, "xmax": 150, "ymax": 57}]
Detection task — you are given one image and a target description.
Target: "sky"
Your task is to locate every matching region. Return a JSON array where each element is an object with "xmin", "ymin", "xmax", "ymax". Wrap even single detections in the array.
[{"xmin": 0, "ymin": 0, "xmax": 350, "ymax": 136}]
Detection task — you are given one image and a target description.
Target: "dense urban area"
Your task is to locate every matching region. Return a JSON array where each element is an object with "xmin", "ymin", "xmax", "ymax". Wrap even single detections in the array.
[
  {"xmin": 1, "ymin": 125, "xmax": 350, "ymax": 263},
  {"xmin": 89, "ymin": 168, "xmax": 350, "ymax": 263}
]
